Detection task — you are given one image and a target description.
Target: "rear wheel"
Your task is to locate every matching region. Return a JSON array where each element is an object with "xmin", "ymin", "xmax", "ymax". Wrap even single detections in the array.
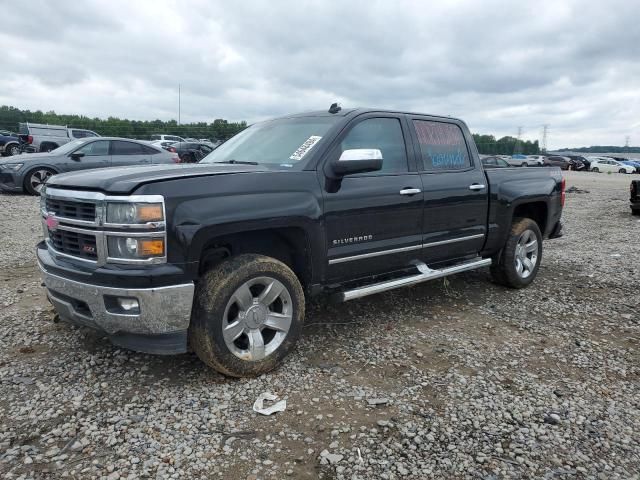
[
  {"xmin": 520, "ymin": 163, "xmax": 528, "ymax": 167},
  {"xmin": 24, "ymin": 167, "xmax": 55, "ymax": 195},
  {"xmin": 190, "ymin": 254, "xmax": 305, "ymax": 377},
  {"xmin": 6, "ymin": 144, "xmax": 20, "ymax": 156},
  {"xmin": 491, "ymin": 217, "xmax": 542, "ymax": 288},
  {"xmin": 591, "ymin": 167, "xmax": 599, "ymax": 173}
]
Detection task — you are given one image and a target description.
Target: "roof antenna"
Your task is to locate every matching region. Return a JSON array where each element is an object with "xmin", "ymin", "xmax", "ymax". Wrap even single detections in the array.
[{"xmin": 328, "ymin": 102, "xmax": 342, "ymax": 114}]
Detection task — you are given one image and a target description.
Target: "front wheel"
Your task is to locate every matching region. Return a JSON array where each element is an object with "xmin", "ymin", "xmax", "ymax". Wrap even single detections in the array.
[
  {"xmin": 619, "ymin": 168, "xmax": 626, "ymax": 174},
  {"xmin": 24, "ymin": 167, "xmax": 55, "ymax": 195},
  {"xmin": 190, "ymin": 254, "xmax": 305, "ymax": 377},
  {"xmin": 520, "ymin": 163, "xmax": 528, "ymax": 167},
  {"xmin": 591, "ymin": 167, "xmax": 599, "ymax": 173},
  {"xmin": 491, "ymin": 217, "xmax": 543, "ymax": 288}
]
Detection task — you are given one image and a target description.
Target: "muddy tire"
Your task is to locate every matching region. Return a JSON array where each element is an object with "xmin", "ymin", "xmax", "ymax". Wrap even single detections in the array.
[
  {"xmin": 189, "ymin": 254, "xmax": 305, "ymax": 377},
  {"xmin": 491, "ymin": 217, "xmax": 543, "ymax": 289}
]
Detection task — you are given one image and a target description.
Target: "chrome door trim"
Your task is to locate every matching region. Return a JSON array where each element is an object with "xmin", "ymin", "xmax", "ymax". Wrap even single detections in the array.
[
  {"xmin": 328, "ymin": 233, "xmax": 485, "ymax": 264},
  {"xmin": 423, "ymin": 233, "xmax": 485, "ymax": 248},
  {"xmin": 328, "ymin": 244, "xmax": 423, "ymax": 265}
]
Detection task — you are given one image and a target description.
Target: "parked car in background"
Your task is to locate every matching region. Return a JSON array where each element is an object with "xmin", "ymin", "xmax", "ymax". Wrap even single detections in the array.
[
  {"xmin": 0, "ymin": 137, "xmax": 179, "ymax": 195},
  {"xmin": 150, "ymin": 134, "xmax": 185, "ymax": 143},
  {"xmin": 618, "ymin": 159, "xmax": 640, "ymax": 173},
  {"xmin": 566, "ymin": 155, "xmax": 591, "ymax": 170},
  {"xmin": 0, "ymin": 131, "xmax": 21, "ymax": 156},
  {"xmin": 631, "ymin": 180, "xmax": 640, "ymax": 215},
  {"xmin": 589, "ymin": 158, "xmax": 635, "ymax": 174},
  {"xmin": 168, "ymin": 141, "xmax": 215, "ymax": 163},
  {"xmin": 506, "ymin": 155, "xmax": 543, "ymax": 167},
  {"xmin": 18, "ymin": 123, "xmax": 100, "ymax": 153},
  {"xmin": 543, "ymin": 156, "xmax": 571, "ymax": 169},
  {"xmin": 481, "ymin": 156, "xmax": 511, "ymax": 168},
  {"xmin": 150, "ymin": 140, "xmax": 178, "ymax": 150}
]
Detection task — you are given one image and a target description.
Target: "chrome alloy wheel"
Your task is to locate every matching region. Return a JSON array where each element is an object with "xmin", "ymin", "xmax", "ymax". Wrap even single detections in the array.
[
  {"xmin": 514, "ymin": 229, "xmax": 538, "ymax": 279},
  {"xmin": 29, "ymin": 169, "xmax": 53, "ymax": 193},
  {"xmin": 222, "ymin": 276, "xmax": 293, "ymax": 361}
]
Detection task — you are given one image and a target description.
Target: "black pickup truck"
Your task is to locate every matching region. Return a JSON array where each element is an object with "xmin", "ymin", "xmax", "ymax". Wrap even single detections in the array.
[
  {"xmin": 631, "ymin": 180, "xmax": 640, "ymax": 215},
  {"xmin": 37, "ymin": 106, "xmax": 564, "ymax": 377}
]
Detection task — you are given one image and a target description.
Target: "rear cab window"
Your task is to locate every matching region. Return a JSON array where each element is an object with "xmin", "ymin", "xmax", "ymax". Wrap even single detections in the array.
[{"xmin": 412, "ymin": 120, "xmax": 472, "ymax": 171}]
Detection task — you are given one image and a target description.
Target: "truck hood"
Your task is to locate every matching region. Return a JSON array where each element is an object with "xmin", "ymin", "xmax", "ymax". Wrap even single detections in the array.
[{"xmin": 45, "ymin": 163, "xmax": 269, "ymax": 194}]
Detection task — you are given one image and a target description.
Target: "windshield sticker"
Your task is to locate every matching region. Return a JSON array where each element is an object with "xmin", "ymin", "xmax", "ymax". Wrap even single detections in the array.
[{"xmin": 290, "ymin": 136, "xmax": 322, "ymax": 161}]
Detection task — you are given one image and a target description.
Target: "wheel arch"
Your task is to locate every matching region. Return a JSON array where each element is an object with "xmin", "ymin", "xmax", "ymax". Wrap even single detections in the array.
[
  {"xmin": 512, "ymin": 201, "xmax": 548, "ymax": 235},
  {"xmin": 193, "ymin": 226, "xmax": 315, "ymax": 290}
]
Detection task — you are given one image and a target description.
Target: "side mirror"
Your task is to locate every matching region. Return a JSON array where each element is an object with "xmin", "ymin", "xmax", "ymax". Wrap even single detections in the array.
[
  {"xmin": 332, "ymin": 149, "xmax": 383, "ymax": 176},
  {"xmin": 70, "ymin": 152, "xmax": 85, "ymax": 161}
]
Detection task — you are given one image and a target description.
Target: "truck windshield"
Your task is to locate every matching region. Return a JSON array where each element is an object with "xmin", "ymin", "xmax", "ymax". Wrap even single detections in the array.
[{"xmin": 200, "ymin": 116, "xmax": 339, "ymax": 168}]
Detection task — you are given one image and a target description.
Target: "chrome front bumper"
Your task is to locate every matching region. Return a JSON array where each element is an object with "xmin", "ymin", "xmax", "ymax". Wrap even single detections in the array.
[{"xmin": 38, "ymin": 261, "xmax": 194, "ymax": 352}]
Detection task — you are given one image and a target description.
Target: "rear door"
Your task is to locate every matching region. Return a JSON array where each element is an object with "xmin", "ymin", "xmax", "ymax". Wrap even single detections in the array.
[
  {"xmin": 110, "ymin": 140, "xmax": 151, "ymax": 166},
  {"xmin": 407, "ymin": 117, "xmax": 488, "ymax": 264},
  {"xmin": 321, "ymin": 114, "xmax": 424, "ymax": 281}
]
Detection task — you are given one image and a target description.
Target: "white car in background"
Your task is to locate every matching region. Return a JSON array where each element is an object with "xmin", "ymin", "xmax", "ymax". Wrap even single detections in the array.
[
  {"xmin": 506, "ymin": 155, "xmax": 544, "ymax": 167},
  {"xmin": 588, "ymin": 157, "xmax": 635, "ymax": 174}
]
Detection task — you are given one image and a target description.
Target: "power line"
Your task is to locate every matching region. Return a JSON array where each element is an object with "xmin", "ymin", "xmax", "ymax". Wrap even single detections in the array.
[{"xmin": 541, "ymin": 124, "xmax": 549, "ymax": 152}]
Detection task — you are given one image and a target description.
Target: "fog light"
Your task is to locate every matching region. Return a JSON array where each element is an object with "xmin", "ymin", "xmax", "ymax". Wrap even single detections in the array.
[{"xmin": 118, "ymin": 298, "xmax": 139, "ymax": 312}]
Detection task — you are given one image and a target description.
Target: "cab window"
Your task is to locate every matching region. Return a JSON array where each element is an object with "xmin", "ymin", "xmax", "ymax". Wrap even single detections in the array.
[
  {"xmin": 340, "ymin": 118, "xmax": 408, "ymax": 173},
  {"xmin": 412, "ymin": 120, "xmax": 471, "ymax": 171}
]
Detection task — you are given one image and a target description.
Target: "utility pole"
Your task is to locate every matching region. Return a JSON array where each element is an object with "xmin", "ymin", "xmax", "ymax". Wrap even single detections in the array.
[
  {"xmin": 541, "ymin": 124, "xmax": 549, "ymax": 153},
  {"xmin": 625, "ymin": 135, "xmax": 630, "ymax": 150},
  {"xmin": 178, "ymin": 84, "xmax": 181, "ymax": 126},
  {"xmin": 515, "ymin": 126, "xmax": 523, "ymax": 154}
]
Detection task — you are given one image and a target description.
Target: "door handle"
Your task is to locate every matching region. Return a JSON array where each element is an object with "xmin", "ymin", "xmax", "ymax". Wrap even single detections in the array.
[
  {"xmin": 469, "ymin": 184, "xmax": 486, "ymax": 191},
  {"xmin": 399, "ymin": 188, "xmax": 422, "ymax": 196}
]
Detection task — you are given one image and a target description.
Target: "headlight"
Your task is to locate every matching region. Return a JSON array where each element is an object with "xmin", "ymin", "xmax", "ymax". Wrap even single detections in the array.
[
  {"xmin": 0, "ymin": 163, "xmax": 24, "ymax": 171},
  {"xmin": 107, "ymin": 236, "xmax": 165, "ymax": 260},
  {"xmin": 106, "ymin": 202, "xmax": 164, "ymax": 224}
]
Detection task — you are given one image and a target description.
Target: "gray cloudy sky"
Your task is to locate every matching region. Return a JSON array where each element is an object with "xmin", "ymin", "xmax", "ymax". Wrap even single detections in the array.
[{"xmin": 1, "ymin": 0, "xmax": 639, "ymax": 148}]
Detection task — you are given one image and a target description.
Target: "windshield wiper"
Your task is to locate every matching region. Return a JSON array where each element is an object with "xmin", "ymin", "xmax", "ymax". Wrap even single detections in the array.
[{"xmin": 215, "ymin": 159, "xmax": 259, "ymax": 165}]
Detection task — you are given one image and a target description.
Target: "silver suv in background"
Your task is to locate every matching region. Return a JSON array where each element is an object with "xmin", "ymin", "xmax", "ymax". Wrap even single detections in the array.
[
  {"xmin": 0, "ymin": 137, "xmax": 180, "ymax": 195},
  {"xmin": 150, "ymin": 134, "xmax": 185, "ymax": 143},
  {"xmin": 18, "ymin": 123, "xmax": 100, "ymax": 153}
]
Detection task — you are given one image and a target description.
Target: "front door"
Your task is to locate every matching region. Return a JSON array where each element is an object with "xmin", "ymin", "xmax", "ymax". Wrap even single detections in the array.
[
  {"xmin": 321, "ymin": 115, "xmax": 424, "ymax": 281},
  {"xmin": 62, "ymin": 139, "xmax": 111, "ymax": 172},
  {"xmin": 407, "ymin": 117, "xmax": 488, "ymax": 265}
]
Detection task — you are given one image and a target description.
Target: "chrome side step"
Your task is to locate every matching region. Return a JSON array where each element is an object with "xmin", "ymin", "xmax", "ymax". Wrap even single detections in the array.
[{"xmin": 337, "ymin": 257, "xmax": 492, "ymax": 302}]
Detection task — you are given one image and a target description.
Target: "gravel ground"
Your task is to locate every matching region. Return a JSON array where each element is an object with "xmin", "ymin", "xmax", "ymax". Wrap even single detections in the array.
[{"xmin": 0, "ymin": 171, "xmax": 638, "ymax": 479}]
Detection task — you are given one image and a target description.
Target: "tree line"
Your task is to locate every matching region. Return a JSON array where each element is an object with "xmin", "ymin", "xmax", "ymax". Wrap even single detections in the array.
[
  {"xmin": 0, "ymin": 105, "xmax": 247, "ymax": 142},
  {"xmin": 557, "ymin": 146, "xmax": 640, "ymax": 154},
  {"xmin": 1, "ymin": 105, "xmax": 542, "ymax": 155},
  {"xmin": 472, "ymin": 134, "xmax": 540, "ymax": 155}
]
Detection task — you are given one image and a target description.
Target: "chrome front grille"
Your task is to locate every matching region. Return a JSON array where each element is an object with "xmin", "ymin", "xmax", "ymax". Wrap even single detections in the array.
[
  {"xmin": 48, "ymin": 229, "xmax": 98, "ymax": 259},
  {"xmin": 45, "ymin": 198, "xmax": 96, "ymax": 222},
  {"xmin": 41, "ymin": 187, "xmax": 166, "ymax": 266}
]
